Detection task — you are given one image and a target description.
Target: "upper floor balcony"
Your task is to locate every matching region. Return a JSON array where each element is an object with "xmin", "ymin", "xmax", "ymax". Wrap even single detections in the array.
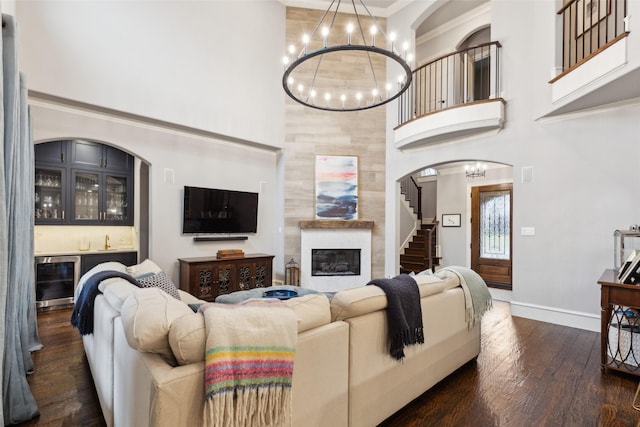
[
  {"xmin": 394, "ymin": 41, "xmax": 505, "ymax": 149},
  {"xmin": 546, "ymin": 0, "xmax": 638, "ymax": 117},
  {"xmin": 393, "ymin": 0, "xmax": 638, "ymax": 146}
]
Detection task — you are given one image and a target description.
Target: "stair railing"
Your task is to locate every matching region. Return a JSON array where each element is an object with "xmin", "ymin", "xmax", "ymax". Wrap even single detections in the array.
[
  {"xmin": 400, "ymin": 176, "xmax": 422, "ymax": 220},
  {"xmin": 397, "ymin": 41, "xmax": 502, "ymax": 128},
  {"xmin": 556, "ymin": 0, "xmax": 627, "ymax": 73},
  {"xmin": 423, "ymin": 226, "xmax": 434, "ymax": 272}
]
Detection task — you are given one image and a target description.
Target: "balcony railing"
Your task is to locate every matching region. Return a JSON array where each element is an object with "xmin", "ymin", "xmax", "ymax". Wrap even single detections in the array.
[
  {"xmin": 397, "ymin": 42, "xmax": 502, "ymax": 128},
  {"xmin": 557, "ymin": 0, "xmax": 627, "ymax": 72}
]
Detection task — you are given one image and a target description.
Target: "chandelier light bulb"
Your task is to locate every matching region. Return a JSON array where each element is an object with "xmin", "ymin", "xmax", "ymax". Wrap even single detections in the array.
[
  {"xmin": 407, "ymin": 53, "xmax": 414, "ymax": 66},
  {"xmin": 370, "ymin": 25, "xmax": 377, "ymax": 46},
  {"xmin": 389, "ymin": 32, "xmax": 397, "ymax": 51},
  {"xmin": 280, "ymin": 0, "xmax": 412, "ymax": 112},
  {"xmin": 282, "ymin": 56, "xmax": 289, "ymax": 66},
  {"xmin": 322, "ymin": 26, "xmax": 330, "ymax": 48},
  {"xmin": 402, "ymin": 41, "xmax": 410, "ymax": 58},
  {"xmin": 324, "ymin": 93, "xmax": 331, "ymax": 107}
]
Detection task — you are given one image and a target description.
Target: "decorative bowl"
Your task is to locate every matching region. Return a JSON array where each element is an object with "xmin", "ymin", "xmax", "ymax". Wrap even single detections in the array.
[{"xmin": 263, "ymin": 289, "xmax": 298, "ymax": 300}]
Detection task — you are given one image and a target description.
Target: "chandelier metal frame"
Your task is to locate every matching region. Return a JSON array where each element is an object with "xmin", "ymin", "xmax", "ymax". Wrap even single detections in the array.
[
  {"xmin": 282, "ymin": 0, "xmax": 413, "ymax": 112},
  {"xmin": 465, "ymin": 163, "xmax": 487, "ymax": 178}
]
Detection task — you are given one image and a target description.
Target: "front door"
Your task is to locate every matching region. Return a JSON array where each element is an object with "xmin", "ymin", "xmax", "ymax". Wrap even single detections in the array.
[{"xmin": 471, "ymin": 183, "xmax": 512, "ymax": 289}]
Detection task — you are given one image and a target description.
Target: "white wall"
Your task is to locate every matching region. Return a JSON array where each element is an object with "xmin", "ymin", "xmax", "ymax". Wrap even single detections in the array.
[
  {"xmin": 30, "ymin": 100, "xmax": 281, "ymax": 283},
  {"xmin": 387, "ymin": 1, "xmax": 640, "ymax": 331},
  {"xmin": 17, "ymin": 1, "xmax": 287, "ymax": 282},
  {"xmin": 17, "ymin": 1, "xmax": 285, "ymax": 149}
]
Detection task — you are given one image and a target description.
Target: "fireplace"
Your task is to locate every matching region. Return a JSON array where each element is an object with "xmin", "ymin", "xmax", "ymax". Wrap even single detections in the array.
[
  {"xmin": 300, "ymin": 220, "xmax": 373, "ymax": 292},
  {"xmin": 312, "ymin": 249, "xmax": 361, "ymax": 277}
]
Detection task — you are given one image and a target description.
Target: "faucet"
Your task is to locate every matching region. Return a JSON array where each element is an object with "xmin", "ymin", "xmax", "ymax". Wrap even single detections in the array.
[{"xmin": 105, "ymin": 234, "xmax": 111, "ymax": 250}]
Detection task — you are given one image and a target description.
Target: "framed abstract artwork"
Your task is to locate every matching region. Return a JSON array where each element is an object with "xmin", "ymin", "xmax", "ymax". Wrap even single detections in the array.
[{"xmin": 315, "ymin": 155, "xmax": 358, "ymax": 220}]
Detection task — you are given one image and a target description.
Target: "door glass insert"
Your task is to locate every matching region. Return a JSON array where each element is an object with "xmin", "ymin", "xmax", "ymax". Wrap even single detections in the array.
[
  {"xmin": 105, "ymin": 175, "xmax": 128, "ymax": 221},
  {"xmin": 35, "ymin": 168, "xmax": 63, "ymax": 221},
  {"xmin": 480, "ymin": 190, "xmax": 511, "ymax": 260},
  {"xmin": 75, "ymin": 172, "xmax": 99, "ymax": 220}
]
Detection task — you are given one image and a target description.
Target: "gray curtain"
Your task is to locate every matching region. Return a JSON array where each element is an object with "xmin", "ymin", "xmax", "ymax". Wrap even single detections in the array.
[{"xmin": 1, "ymin": 14, "xmax": 42, "ymax": 425}]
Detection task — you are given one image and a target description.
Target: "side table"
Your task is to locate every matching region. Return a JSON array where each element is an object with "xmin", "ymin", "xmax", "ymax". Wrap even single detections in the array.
[{"xmin": 599, "ymin": 269, "xmax": 640, "ymax": 376}]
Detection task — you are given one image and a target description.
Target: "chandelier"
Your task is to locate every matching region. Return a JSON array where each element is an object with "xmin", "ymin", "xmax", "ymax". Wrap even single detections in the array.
[
  {"xmin": 282, "ymin": 0, "xmax": 413, "ymax": 112},
  {"xmin": 465, "ymin": 163, "xmax": 486, "ymax": 178}
]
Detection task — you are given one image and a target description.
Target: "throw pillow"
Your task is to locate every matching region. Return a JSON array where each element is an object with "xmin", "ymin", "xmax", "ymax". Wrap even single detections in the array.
[
  {"xmin": 137, "ymin": 271, "xmax": 181, "ymax": 300},
  {"xmin": 126, "ymin": 258, "xmax": 162, "ymax": 277}
]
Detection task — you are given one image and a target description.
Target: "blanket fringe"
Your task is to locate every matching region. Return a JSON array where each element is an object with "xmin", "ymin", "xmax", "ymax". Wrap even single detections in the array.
[
  {"xmin": 390, "ymin": 327, "xmax": 425, "ymax": 360},
  {"xmin": 204, "ymin": 386, "xmax": 292, "ymax": 427}
]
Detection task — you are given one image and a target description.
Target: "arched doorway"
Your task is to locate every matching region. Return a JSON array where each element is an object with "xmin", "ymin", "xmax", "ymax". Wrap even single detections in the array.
[{"xmin": 398, "ymin": 161, "xmax": 512, "ymax": 283}]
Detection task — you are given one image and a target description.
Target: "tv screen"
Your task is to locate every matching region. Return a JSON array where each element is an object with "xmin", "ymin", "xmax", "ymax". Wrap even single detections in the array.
[{"xmin": 182, "ymin": 186, "xmax": 258, "ymax": 234}]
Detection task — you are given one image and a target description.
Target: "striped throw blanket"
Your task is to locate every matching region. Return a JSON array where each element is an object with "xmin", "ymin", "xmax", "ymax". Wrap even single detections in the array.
[{"xmin": 201, "ymin": 301, "xmax": 297, "ymax": 427}]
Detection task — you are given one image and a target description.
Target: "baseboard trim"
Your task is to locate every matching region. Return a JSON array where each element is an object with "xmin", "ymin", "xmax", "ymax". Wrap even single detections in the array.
[{"xmin": 510, "ymin": 301, "xmax": 600, "ymax": 332}]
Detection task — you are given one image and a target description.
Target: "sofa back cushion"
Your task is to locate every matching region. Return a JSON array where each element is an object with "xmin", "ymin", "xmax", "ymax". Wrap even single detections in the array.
[
  {"xmin": 120, "ymin": 287, "xmax": 194, "ymax": 359},
  {"xmin": 330, "ymin": 274, "xmax": 459, "ymax": 321},
  {"xmin": 168, "ymin": 294, "xmax": 332, "ymax": 365}
]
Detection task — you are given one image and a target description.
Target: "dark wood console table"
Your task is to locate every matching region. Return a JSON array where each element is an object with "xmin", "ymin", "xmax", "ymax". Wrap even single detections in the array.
[
  {"xmin": 599, "ymin": 269, "xmax": 640, "ymax": 376},
  {"xmin": 178, "ymin": 253, "xmax": 274, "ymax": 302}
]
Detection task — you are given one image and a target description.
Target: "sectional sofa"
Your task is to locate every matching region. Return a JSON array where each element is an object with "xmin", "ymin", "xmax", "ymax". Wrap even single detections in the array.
[{"xmin": 74, "ymin": 259, "xmax": 484, "ymax": 426}]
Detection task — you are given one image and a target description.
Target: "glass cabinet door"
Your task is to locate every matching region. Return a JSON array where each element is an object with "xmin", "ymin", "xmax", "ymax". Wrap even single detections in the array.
[
  {"xmin": 104, "ymin": 175, "xmax": 129, "ymax": 222},
  {"xmin": 73, "ymin": 171, "xmax": 100, "ymax": 221},
  {"xmin": 35, "ymin": 167, "xmax": 64, "ymax": 222}
]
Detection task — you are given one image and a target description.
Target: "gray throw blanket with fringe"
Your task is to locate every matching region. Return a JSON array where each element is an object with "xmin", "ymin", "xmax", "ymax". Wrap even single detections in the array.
[
  {"xmin": 436, "ymin": 266, "xmax": 492, "ymax": 329},
  {"xmin": 367, "ymin": 274, "xmax": 424, "ymax": 360}
]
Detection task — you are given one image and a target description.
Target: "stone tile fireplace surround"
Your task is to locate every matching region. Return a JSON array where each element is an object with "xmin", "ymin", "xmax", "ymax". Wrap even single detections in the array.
[{"xmin": 300, "ymin": 220, "xmax": 374, "ymax": 292}]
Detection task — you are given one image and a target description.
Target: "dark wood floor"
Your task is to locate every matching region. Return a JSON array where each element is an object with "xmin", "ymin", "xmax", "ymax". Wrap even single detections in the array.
[{"xmin": 17, "ymin": 301, "xmax": 640, "ymax": 426}]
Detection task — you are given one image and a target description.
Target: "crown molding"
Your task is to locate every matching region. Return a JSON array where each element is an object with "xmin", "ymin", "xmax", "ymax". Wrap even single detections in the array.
[
  {"xmin": 279, "ymin": 0, "xmax": 408, "ymax": 18},
  {"xmin": 416, "ymin": 2, "xmax": 490, "ymax": 47}
]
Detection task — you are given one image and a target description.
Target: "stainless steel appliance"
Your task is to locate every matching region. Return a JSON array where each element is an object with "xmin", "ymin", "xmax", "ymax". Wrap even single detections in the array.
[{"xmin": 34, "ymin": 255, "xmax": 81, "ymax": 310}]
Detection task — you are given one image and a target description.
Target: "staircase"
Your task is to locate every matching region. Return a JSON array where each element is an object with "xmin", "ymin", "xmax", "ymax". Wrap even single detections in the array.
[
  {"xmin": 400, "ymin": 223, "xmax": 438, "ymax": 274},
  {"xmin": 399, "ymin": 175, "xmax": 439, "ymax": 274}
]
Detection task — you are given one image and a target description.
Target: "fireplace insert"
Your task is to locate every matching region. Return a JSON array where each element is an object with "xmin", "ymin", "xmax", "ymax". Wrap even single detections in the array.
[{"xmin": 311, "ymin": 249, "xmax": 361, "ymax": 276}]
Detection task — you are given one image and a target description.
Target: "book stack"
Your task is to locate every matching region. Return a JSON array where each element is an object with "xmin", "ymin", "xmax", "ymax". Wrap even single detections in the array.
[
  {"xmin": 618, "ymin": 250, "xmax": 640, "ymax": 284},
  {"xmin": 216, "ymin": 249, "xmax": 245, "ymax": 259}
]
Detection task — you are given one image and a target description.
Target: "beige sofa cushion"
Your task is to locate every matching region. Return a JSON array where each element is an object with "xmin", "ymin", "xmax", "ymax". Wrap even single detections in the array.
[
  {"xmin": 330, "ymin": 274, "xmax": 459, "ymax": 321},
  {"xmin": 168, "ymin": 312, "xmax": 206, "ymax": 365},
  {"xmin": 168, "ymin": 294, "xmax": 332, "ymax": 365},
  {"xmin": 120, "ymin": 287, "xmax": 193, "ymax": 358},
  {"xmin": 100, "ymin": 279, "xmax": 140, "ymax": 312}
]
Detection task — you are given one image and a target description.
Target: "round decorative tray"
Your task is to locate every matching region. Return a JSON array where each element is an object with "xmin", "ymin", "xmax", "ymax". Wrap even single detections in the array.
[{"xmin": 263, "ymin": 289, "xmax": 298, "ymax": 300}]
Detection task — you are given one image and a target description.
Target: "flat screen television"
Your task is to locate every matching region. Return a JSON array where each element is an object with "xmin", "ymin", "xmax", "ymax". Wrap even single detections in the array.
[{"xmin": 182, "ymin": 186, "xmax": 258, "ymax": 234}]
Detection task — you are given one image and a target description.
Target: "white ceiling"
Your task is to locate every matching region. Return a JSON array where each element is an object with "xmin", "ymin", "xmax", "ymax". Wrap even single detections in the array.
[
  {"xmin": 280, "ymin": 0, "xmax": 410, "ymax": 18},
  {"xmin": 281, "ymin": 1, "xmax": 488, "ymax": 35}
]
